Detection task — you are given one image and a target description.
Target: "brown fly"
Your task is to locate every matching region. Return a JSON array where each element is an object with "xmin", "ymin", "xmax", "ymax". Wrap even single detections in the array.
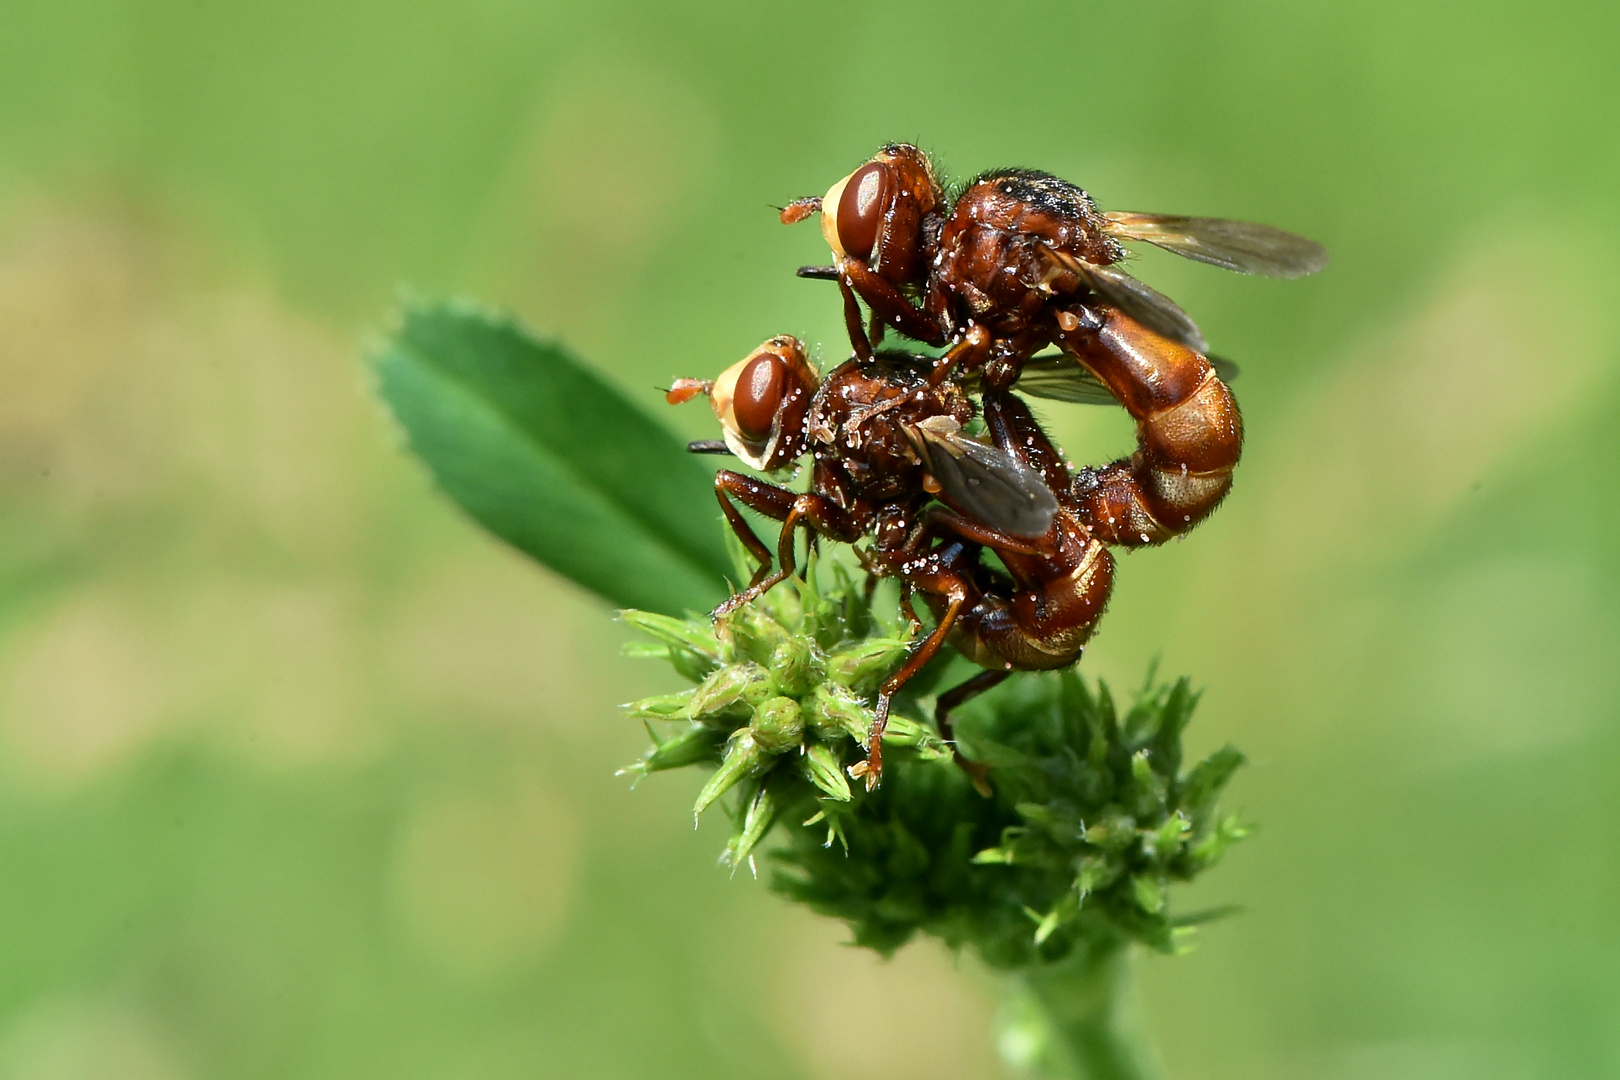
[{"xmin": 782, "ymin": 143, "xmax": 1326, "ymax": 390}]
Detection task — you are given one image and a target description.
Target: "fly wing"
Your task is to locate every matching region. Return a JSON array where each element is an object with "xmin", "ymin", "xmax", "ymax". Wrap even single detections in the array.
[
  {"xmin": 1005, "ymin": 353, "xmax": 1240, "ymax": 407},
  {"xmin": 909, "ymin": 418, "xmax": 1060, "ymax": 540},
  {"xmin": 1042, "ymin": 247, "xmax": 1210, "ymax": 354},
  {"xmin": 1009, "ymin": 354, "xmax": 1118, "ymax": 405},
  {"xmin": 1210, "ymin": 355, "xmax": 1240, "ymax": 382},
  {"xmin": 1103, "ymin": 212, "xmax": 1329, "ymax": 278}
]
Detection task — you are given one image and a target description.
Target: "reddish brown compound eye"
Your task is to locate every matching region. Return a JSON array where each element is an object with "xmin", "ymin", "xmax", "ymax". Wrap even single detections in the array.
[
  {"xmin": 835, "ymin": 162, "xmax": 891, "ymax": 262},
  {"xmin": 731, "ymin": 353, "xmax": 784, "ymax": 441}
]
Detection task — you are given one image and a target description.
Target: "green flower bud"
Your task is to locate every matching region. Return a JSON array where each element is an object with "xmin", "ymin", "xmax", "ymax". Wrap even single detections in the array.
[
  {"xmin": 881, "ymin": 715, "xmax": 951, "ymax": 760},
  {"xmin": 639, "ymin": 723, "xmax": 724, "ymax": 773},
  {"xmin": 720, "ymin": 606, "xmax": 789, "ymax": 665},
  {"xmin": 801, "ymin": 742, "xmax": 851, "ymax": 802},
  {"xmin": 795, "ymin": 566, "xmax": 846, "ymax": 649},
  {"xmin": 750, "ymin": 696, "xmax": 804, "ymax": 753},
  {"xmin": 742, "ymin": 676, "xmax": 776, "ymax": 708},
  {"xmin": 1074, "ymin": 853, "xmax": 1114, "ymax": 894},
  {"xmin": 693, "ymin": 730, "xmax": 764, "ymax": 819},
  {"xmin": 1130, "ymin": 873, "xmax": 1167, "ymax": 915},
  {"xmin": 618, "ymin": 610, "xmax": 719, "ymax": 658},
  {"xmin": 824, "ymin": 637, "xmax": 910, "ymax": 693},
  {"xmin": 1028, "ymin": 892, "xmax": 1079, "ymax": 946},
  {"xmin": 624, "ymin": 689, "xmax": 695, "ymax": 720},
  {"xmin": 726, "ymin": 782, "xmax": 780, "ymax": 871},
  {"xmin": 621, "ymin": 641, "xmax": 670, "ymax": 660},
  {"xmin": 623, "ymin": 560, "xmax": 1249, "ymax": 963},
  {"xmin": 1017, "ymin": 802, "xmax": 1056, "ymax": 828},
  {"xmin": 805, "ymin": 686, "xmax": 873, "ymax": 743},
  {"xmin": 1079, "ymin": 812, "xmax": 1137, "ymax": 853},
  {"xmin": 769, "ymin": 636, "xmax": 822, "ymax": 698},
  {"xmin": 1180, "ymin": 745, "xmax": 1245, "ymax": 825},
  {"xmin": 1182, "ymin": 814, "xmax": 1250, "ymax": 872},
  {"xmin": 766, "ymin": 580, "xmax": 805, "ymax": 631},
  {"xmin": 668, "ymin": 646, "xmax": 720, "ymax": 684},
  {"xmin": 689, "ymin": 661, "xmax": 769, "ymax": 720},
  {"xmin": 1128, "ymin": 750, "xmax": 1168, "ymax": 817},
  {"xmin": 1145, "ymin": 813, "xmax": 1190, "ymax": 861},
  {"xmin": 618, "ymin": 610, "xmax": 720, "ymax": 681}
]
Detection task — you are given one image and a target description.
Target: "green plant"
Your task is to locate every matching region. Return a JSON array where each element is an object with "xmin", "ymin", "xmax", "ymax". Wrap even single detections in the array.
[{"xmin": 373, "ymin": 301, "xmax": 1249, "ymax": 1079}]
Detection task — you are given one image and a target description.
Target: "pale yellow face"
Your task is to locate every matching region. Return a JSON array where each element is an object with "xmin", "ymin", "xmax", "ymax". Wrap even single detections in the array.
[
  {"xmin": 818, "ymin": 171, "xmax": 853, "ymax": 258},
  {"xmin": 707, "ymin": 352, "xmax": 769, "ymax": 469},
  {"xmin": 706, "ymin": 336, "xmax": 814, "ymax": 471}
]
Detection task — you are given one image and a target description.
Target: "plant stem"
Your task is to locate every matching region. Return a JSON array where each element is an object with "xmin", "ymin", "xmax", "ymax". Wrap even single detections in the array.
[{"xmin": 995, "ymin": 939, "xmax": 1160, "ymax": 1080}]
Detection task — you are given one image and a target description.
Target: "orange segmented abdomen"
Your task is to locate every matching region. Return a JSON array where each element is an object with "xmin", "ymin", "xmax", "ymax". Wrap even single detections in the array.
[
  {"xmin": 947, "ymin": 537, "xmax": 1114, "ymax": 672},
  {"xmin": 1058, "ymin": 308, "xmax": 1243, "ymax": 547}
]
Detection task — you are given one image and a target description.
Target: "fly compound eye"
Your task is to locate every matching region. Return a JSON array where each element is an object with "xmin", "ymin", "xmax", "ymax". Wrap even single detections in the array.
[
  {"xmin": 731, "ymin": 353, "xmax": 785, "ymax": 441},
  {"xmin": 820, "ymin": 161, "xmax": 892, "ymax": 263},
  {"xmin": 708, "ymin": 336, "xmax": 814, "ymax": 471}
]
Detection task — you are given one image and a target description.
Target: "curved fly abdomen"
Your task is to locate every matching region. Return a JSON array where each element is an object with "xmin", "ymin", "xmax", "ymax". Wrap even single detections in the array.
[
  {"xmin": 1056, "ymin": 307, "xmax": 1243, "ymax": 547},
  {"xmin": 949, "ymin": 391, "xmax": 1115, "ymax": 670}
]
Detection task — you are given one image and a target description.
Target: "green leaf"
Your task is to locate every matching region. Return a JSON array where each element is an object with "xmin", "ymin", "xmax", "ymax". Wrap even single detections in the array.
[{"xmin": 371, "ymin": 299, "xmax": 730, "ymax": 614}]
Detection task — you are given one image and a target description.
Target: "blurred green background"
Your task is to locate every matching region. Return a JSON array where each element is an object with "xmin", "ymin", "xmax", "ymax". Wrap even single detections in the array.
[{"xmin": 0, "ymin": 1, "xmax": 1616, "ymax": 1077}]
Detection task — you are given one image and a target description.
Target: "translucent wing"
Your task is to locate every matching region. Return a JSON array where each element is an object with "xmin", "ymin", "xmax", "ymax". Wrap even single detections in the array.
[
  {"xmin": 1009, "ymin": 354, "xmax": 1116, "ymax": 405},
  {"xmin": 908, "ymin": 418, "xmax": 1059, "ymax": 540},
  {"xmin": 1103, "ymin": 212, "xmax": 1329, "ymax": 278},
  {"xmin": 1008, "ymin": 353, "xmax": 1240, "ymax": 406},
  {"xmin": 1044, "ymin": 248, "xmax": 1210, "ymax": 353}
]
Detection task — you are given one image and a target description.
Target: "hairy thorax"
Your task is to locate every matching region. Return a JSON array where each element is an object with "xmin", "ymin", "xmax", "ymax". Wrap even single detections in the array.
[
  {"xmin": 932, "ymin": 170, "xmax": 1125, "ymax": 338},
  {"xmin": 805, "ymin": 354, "xmax": 973, "ymax": 511}
]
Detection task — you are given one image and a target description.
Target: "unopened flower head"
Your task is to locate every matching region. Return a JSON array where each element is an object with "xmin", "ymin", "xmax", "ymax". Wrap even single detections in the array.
[{"xmin": 622, "ymin": 554, "xmax": 1249, "ymax": 968}]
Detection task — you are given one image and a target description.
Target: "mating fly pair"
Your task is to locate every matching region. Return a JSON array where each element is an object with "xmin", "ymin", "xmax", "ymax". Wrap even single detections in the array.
[{"xmin": 673, "ymin": 144, "xmax": 1326, "ymax": 788}]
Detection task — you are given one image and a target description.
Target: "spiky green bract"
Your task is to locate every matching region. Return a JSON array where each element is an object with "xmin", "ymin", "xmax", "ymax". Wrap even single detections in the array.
[
  {"xmin": 772, "ymin": 669, "xmax": 1249, "ymax": 965},
  {"xmin": 623, "ymin": 560, "xmax": 1248, "ymax": 959},
  {"xmin": 620, "ymin": 556, "xmax": 950, "ymax": 872}
]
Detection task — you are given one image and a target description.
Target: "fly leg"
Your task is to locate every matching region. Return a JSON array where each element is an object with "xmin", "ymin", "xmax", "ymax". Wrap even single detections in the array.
[
  {"xmin": 897, "ymin": 580, "xmax": 924, "ymax": 636},
  {"xmin": 853, "ymin": 527, "xmax": 986, "ymax": 789},
  {"xmin": 712, "ymin": 472, "xmax": 859, "ymax": 617},
  {"xmin": 836, "ymin": 256, "xmax": 949, "ymax": 348},
  {"xmin": 926, "ymin": 324, "xmax": 992, "ymax": 387},
  {"xmin": 935, "ymin": 668, "xmax": 1009, "ymax": 797},
  {"xmin": 979, "ymin": 389, "xmax": 1075, "ymax": 495},
  {"xmin": 713, "ymin": 470, "xmax": 792, "ymax": 615},
  {"xmin": 797, "ymin": 262, "xmax": 874, "ymax": 360},
  {"xmin": 839, "ymin": 278, "xmax": 873, "ymax": 361},
  {"xmin": 850, "ymin": 580, "xmax": 967, "ymax": 791},
  {"xmin": 920, "ymin": 508, "xmax": 1055, "ymax": 557}
]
